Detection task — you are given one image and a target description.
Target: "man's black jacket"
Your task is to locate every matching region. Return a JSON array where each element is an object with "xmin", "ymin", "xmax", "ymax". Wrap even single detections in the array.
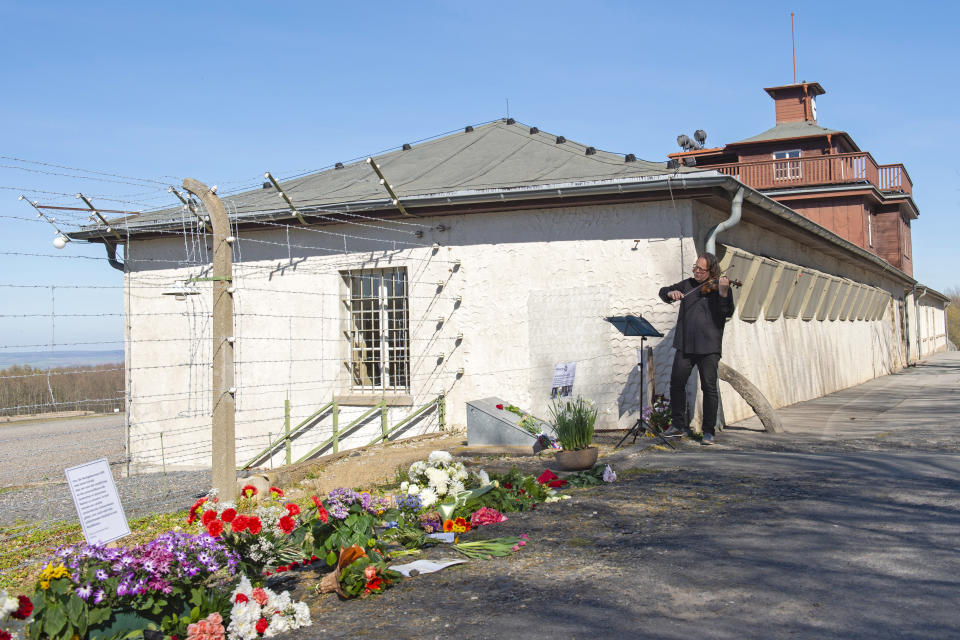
[{"xmin": 658, "ymin": 278, "xmax": 735, "ymax": 355}]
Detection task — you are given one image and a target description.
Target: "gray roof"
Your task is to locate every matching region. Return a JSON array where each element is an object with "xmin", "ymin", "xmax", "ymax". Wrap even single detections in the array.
[
  {"xmin": 731, "ymin": 121, "xmax": 848, "ymax": 145},
  {"xmin": 91, "ymin": 120, "xmax": 680, "ymax": 235}
]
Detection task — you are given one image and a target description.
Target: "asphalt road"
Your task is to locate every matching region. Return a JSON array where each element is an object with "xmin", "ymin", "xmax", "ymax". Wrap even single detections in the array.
[
  {"xmin": 0, "ymin": 413, "xmax": 125, "ymax": 487},
  {"xmin": 275, "ymin": 352, "xmax": 960, "ymax": 639}
]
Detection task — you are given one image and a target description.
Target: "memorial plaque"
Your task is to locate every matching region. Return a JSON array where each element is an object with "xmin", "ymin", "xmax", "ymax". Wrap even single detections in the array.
[
  {"xmin": 65, "ymin": 458, "xmax": 130, "ymax": 545},
  {"xmin": 550, "ymin": 362, "xmax": 576, "ymax": 399}
]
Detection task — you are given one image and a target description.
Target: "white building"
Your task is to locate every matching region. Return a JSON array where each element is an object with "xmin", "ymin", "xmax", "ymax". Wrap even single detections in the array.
[{"xmin": 69, "ymin": 119, "xmax": 951, "ymax": 471}]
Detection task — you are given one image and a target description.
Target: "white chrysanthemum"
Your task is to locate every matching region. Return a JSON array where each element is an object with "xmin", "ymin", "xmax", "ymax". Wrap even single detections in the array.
[
  {"xmin": 434, "ymin": 480, "xmax": 448, "ymax": 496},
  {"xmin": 477, "ymin": 469, "xmax": 490, "ymax": 485},
  {"xmin": 292, "ymin": 601, "xmax": 312, "ymax": 627},
  {"xmin": 400, "ymin": 481, "xmax": 409, "ymax": 492},
  {"xmin": 409, "ymin": 461, "xmax": 427, "ymax": 477},
  {"xmin": 0, "ymin": 591, "xmax": 18, "ymax": 616},
  {"xmin": 228, "ymin": 617, "xmax": 258, "ymax": 640},
  {"xmin": 418, "ymin": 487, "xmax": 438, "ymax": 507},
  {"xmin": 406, "ymin": 483, "xmax": 420, "ymax": 495},
  {"xmin": 425, "ymin": 467, "xmax": 447, "ymax": 486},
  {"xmin": 449, "ymin": 480, "xmax": 465, "ymax": 495},
  {"xmin": 428, "ymin": 450, "xmax": 453, "ymax": 465},
  {"xmin": 266, "ymin": 614, "xmax": 292, "ymax": 637}
]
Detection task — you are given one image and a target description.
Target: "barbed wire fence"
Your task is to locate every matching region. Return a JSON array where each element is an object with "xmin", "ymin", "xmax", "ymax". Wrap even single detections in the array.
[{"xmin": 0, "ymin": 135, "xmax": 654, "ymax": 562}]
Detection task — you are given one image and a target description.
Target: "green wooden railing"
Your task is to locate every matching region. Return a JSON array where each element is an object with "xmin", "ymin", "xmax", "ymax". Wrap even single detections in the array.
[{"xmin": 239, "ymin": 394, "xmax": 444, "ymax": 470}]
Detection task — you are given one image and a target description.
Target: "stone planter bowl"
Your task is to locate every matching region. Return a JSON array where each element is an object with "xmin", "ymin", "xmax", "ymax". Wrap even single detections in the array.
[{"xmin": 554, "ymin": 446, "xmax": 598, "ymax": 471}]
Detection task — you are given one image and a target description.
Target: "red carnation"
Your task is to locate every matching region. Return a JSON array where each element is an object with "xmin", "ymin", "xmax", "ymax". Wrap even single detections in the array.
[
  {"xmin": 11, "ymin": 595, "xmax": 33, "ymax": 620},
  {"xmin": 187, "ymin": 497, "xmax": 208, "ymax": 525},
  {"xmin": 1, "ymin": 631, "xmax": 13, "ymax": 640},
  {"xmin": 269, "ymin": 486, "xmax": 284, "ymax": 498},
  {"xmin": 275, "ymin": 565, "xmax": 288, "ymax": 573},
  {"xmin": 241, "ymin": 484, "xmax": 258, "ymax": 498},
  {"xmin": 220, "ymin": 508, "xmax": 237, "ymax": 523},
  {"xmin": 496, "ymin": 404, "xmax": 504, "ymax": 410},
  {"xmin": 247, "ymin": 516, "xmax": 263, "ymax": 535},
  {"xmin": 278, "ymin": 515, "xmax": 296, "ymax": 534},
  {"xmin": 206, "ymin": 519, "xmax": 224, "ymax": 537},
  {"xmin": 256, "ymin": 618, "xmax": 268, "ymax": 634},
  {"xmin": 285, "ymin": 503, "xmax": 300, "ymax": 517},
  {"xmin": 231, "ymin": 514, "xmax": 249, "ymax": 533},
  {"xmin": 234, "ymin": 593, "xmax": 249, "ymax": 604},
  {"xmin": 289, "ymin": 561, "xmax": 299, "ymax": 568},
  {"xmin": 311, "ymin": 496, "xmax": 330, "ymax": 523},
  {"xmin": 201, "ymin": 510, "xmax": 218, "ymax": 527}
]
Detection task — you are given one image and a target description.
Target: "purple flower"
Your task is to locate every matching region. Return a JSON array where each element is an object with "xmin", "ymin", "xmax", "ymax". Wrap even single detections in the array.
[
  {"xmin": 75, "ymin": 583, "xmax": 93, "ymax": 600},
  {"xmin": 116, "ymin": 583, "xmax": 129, "ymax": 597},
  {"xmin": 96, "ymin": 569, "xmax": 109, "ymax": 581},
  {"xmin": 93, "ymin": 588, "xmax": 105, "ymax": 605},
  {"xmin": 184, "ymin": 565, "xmax": 200, "ymax": 578}
]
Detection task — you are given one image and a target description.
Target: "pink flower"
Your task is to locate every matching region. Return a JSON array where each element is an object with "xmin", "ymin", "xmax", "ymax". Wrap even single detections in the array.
[
  {"xmin": 520, "ymin": 533, "xmax": 529, "ymax": 540},
  {"xmin": 470, "ymin": 507, "xmax": 508, "ymax": 527},
  {"xmin": 251, "ymin": 587, "xmax": 269, "ymax": 606},
  {"xmin": 519, "ymin": 540, "xmax": 526, "ymax": 546},
  {"xmin": 512, "ymin": 545, "xmax": 520, "ymax": 551},
  {"xmin": 364, "ymin": 565, "xmax": 377, "ymax": 580}
]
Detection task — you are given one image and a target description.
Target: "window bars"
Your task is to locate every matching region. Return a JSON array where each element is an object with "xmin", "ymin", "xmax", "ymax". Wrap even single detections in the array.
[{"xmin": 345, "ymin": 267, "xmax": 410, "ymax": 392}]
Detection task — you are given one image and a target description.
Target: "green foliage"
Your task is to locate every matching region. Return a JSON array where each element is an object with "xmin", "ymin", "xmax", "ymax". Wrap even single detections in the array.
[
  {"xmin": 308, "ymin": 502, "xmax": 393, "ymax": 562},
  {"xmin": 160, "ymin": 586, "xmax": 233, "ymax": 639},
  {"xmin": 947, "ymin": 303, "xmax": 960, "ymax": 347},
  {"xmin": 337, "ymin": 556, "xmax": 401, "ymax": 599},
  {"xmin": 459, "ymin": 467, "xmax": 550, "ymax": 514},
  {"xmin": 564, "ymin": 464, "xmax": 607, "ymax": 487},
  {"xmin": 550, "ymin": 396, "xmax": 597, "ymax": 451}
]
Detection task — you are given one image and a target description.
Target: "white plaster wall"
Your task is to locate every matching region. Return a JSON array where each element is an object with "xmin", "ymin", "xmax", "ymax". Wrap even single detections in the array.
[{"xmin": 121, "ymin": 197, "xmax": 925, "ymax": 469}]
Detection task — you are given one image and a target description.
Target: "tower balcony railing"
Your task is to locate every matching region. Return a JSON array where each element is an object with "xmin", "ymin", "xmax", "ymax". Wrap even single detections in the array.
[{"xmin": 708, "ymin": 152, "xmax": 912, "ymax": 195}]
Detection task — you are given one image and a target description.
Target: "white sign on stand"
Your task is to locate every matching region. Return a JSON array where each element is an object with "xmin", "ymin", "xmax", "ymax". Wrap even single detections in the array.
[
  {"xmin": 65, "ymin": 458, "xmax": 130, "ymax": 545},
  {"xmin": 551, "ymin": 362, "xmax": 576, "ymax": 399}
]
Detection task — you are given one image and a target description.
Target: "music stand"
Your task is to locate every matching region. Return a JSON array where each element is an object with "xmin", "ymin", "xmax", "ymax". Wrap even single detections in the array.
[{"xmin": 604, "ymin": 315, "xmax": 673, "ymax": 449}]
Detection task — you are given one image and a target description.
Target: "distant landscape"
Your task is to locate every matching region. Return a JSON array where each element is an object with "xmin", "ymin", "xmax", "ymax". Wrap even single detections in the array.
[
  {"xmin": 0, "ymin": 351, "xmax": 125, "ymax": 416},
  {"xmin": 0, "ymin": 349, "xmax": 124, "ymax": 369}
]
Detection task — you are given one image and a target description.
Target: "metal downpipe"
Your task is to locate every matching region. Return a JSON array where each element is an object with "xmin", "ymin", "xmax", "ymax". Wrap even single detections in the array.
[{"xmin": 706, "ymin": 186, "xmax": 744, "ymax": 255}]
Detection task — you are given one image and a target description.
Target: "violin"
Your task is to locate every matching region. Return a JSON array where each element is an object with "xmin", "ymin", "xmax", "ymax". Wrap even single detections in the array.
[{"xmin": 700, "ymin": 276, "xmax": 743, "ymax": 295}]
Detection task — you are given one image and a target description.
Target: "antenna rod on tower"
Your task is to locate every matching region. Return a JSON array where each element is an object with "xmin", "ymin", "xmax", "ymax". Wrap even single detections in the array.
[{"xmin": 791, "ymin": 12, "xmax": 797, "ymax": 84}]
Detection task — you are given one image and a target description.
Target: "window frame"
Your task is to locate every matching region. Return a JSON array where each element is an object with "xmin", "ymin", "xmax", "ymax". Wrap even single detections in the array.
[
  {"xmin": 772, "ymin": 149, "xmax": 802, "ymax": 180},
  {"xmin": 343, "ymin": 267, "xmax": 411, "ymax": 393}
]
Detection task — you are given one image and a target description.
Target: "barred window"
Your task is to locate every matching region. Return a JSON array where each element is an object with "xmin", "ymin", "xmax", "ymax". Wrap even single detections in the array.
[{"xmin": 345, "ymin": 268, "xmax": 410, "ymax": 391}]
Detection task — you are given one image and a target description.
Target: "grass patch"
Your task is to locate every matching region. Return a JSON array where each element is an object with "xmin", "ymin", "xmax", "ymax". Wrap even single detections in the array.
[
  {"xmin": 617, "ymin": 467, "xmax": 668, "ymax": 478},
  {"xmin": 0, "ymin": 509, "xmax": 187, "ymax": 595},
  {"xmin": 566, "ymin": 537, "xmax": 593, "ymax": 547}
]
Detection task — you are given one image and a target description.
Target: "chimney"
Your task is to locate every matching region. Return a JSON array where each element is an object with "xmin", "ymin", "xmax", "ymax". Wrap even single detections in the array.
[{"xmin": 764, "ymin": 82, "xmax": 825, "ymax": 124}]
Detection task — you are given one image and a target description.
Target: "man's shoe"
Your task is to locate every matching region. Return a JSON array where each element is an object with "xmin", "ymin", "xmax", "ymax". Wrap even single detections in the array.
[
  {"xmin": 701, "ymin": 433, "xmax": 716, "ymax": 446},
  {"xmin": 661, "ymin": 426, "xmax": 684, "ymax": 438}
]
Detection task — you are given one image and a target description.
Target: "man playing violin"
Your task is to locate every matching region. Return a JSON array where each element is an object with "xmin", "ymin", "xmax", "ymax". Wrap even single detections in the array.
[{"xmin": 657, "ymin": 252, "xmax": 734, "ymax": 445}]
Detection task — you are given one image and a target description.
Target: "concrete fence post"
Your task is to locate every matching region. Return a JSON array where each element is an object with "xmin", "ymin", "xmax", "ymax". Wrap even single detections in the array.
[{"xmin": 183, "ymin": 178, "xmax": 236, "ymax": 500}]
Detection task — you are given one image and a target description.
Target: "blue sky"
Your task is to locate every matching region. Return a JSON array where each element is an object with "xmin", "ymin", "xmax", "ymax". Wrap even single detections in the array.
[{"xmin": 1, "ymin": 0, "xmax": 956, "ymax": 350}]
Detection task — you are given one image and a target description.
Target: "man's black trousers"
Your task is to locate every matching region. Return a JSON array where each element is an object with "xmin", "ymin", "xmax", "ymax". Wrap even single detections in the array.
[{"xmin": 669, "ymin": 351, "xmax": 721, "ymax": 436}]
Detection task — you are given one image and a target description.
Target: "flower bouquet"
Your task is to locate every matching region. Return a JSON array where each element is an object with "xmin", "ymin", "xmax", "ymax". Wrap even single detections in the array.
[
  {"xmin": 27, "ymin": 533, "xmax": 238, "ymax": 640},
  {"xmin": 316, "ymin": 545, "xmax": 401, "ymax": 599},
  {"xmin": 227, "ymin": 575, "xmax": 311, "ymax": 639},
  {"xmin": 188, "ymin": 489, "xmax": 304, "ymax": 581},
  {"xmin": 0, "ymin": 590, "xmax": 33, "ymax": 640},
  {"xmin": 400, "ymin": 450, "xmax": 475, "ymax": 509}
]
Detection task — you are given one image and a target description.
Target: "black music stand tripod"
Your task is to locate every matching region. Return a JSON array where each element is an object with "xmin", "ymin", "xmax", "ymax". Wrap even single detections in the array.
[{"xmin": 604, "ymin": 315, "xmax": 673, "ymax": 449}]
